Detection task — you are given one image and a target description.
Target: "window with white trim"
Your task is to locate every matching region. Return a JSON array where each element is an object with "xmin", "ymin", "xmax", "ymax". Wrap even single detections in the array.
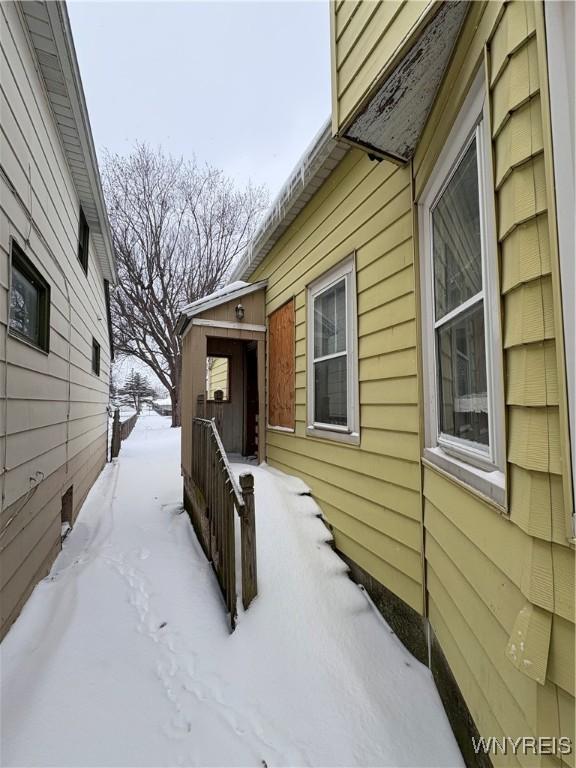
[
  {"xmin": 306, "ymin": 255, "xmax": 359, "ymax": 444},
  {"xmin": 419, "ymin": 71, "xmax": 505, "ymax": 505}
]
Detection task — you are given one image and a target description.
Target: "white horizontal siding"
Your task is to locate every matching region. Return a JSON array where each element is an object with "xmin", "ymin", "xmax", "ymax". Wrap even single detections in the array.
[{"xmin": 0, "ymin": 3, "xmax": 110, "ymax": 515}]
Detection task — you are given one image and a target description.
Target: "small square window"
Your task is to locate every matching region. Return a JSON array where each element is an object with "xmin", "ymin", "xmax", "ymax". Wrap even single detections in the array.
[
  {"xmin": 9, "ymin": 242, "xmax": 50, "ymax": 352},
  {"xmin": 206, "ymin": 356, "xmax": 229, "ymax": 401},
  {"xmin": 78, "ymin": 208, "xmax": 89, "ymax": 273},
  {"xmin": 92, "ymin": 338, "xmax": 101, "ymax": 376}
]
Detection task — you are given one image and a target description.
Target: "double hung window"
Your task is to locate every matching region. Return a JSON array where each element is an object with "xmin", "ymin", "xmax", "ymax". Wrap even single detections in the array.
[
  {"xmin": 307, "ymin": 256, "xmax": 359, "ymax": 443},
  {"xmin": 9, "ymin": 242, "xmax": 50, "ymax": 352},
  {"xmin": 419, "ymin": 72, "xmax": 505, "ymax": 504}
]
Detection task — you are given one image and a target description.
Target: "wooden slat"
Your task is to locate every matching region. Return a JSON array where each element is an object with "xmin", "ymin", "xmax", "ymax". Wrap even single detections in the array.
[
  {"xmin": 268, "ymin": 299, "xmax": 295, "ymax": 429},
  {"xmin": 189, "ymin": 418, "xmax": 255, "ymax": 629}
]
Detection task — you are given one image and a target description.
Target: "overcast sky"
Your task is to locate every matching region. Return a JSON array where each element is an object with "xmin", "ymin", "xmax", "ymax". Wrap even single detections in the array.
[
  {"xmin": 67, "ymin": 1, "xmax": 330, "ymax": 392},
  {"xmin": 68, "ymin": 0, "xmax": 331, "ymax": 201}
]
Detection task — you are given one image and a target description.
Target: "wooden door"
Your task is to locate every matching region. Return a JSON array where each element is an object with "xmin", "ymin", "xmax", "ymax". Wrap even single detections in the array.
[{"xmin": 244, "ymin": 343, "xmax": 259, "ymax": 456}]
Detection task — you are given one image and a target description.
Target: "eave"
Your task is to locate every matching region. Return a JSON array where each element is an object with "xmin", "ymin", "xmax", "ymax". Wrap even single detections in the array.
[
  {"xmin": 175, "ymin": 280, "xmax": 268, "ymax": 336},
  {"xmin": 18, "ymin": 1, "xmax": 117, "ymax": 284},
  {"xmin": 339, "ymin": 1, "xmax": 470, "ymax": 164},
  {"xmin": 230, "ymin": 120, "xmax": 349, "ymax": 283}
]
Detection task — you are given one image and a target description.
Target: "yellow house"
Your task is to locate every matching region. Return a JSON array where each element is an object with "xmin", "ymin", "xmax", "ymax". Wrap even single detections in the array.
[{"xmin": 179, "ymin": 2, "xmax": 574, "ymax": 764}]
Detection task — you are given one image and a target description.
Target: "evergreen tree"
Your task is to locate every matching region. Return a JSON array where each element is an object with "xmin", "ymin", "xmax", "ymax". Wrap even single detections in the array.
[{"xmin": 118, "ymin": 370, "xmax": 156, "ymax": 413}]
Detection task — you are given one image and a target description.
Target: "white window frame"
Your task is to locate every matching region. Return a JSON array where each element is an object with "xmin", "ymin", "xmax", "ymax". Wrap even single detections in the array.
[
  {"xmin": 306, "ymin": 254, "xmax": 359, "ymax": 445},
  {"xmin": 419, "ymin": 70, "xmax": 506, "ymax": 507}
]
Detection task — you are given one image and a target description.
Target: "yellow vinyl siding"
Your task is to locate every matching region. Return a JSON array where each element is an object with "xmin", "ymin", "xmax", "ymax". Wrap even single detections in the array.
[
  {"xmin": 414, "ymin": 2, "xmax": 574, "ymax": 763},
  {"xmin": 252, "ymin": 149, "xmax": 423, "ymax": 612},
  {"xmin": 226, "ymin": 1, "xmax": 574, "ymax": 758},
  {"xmin": 331, "ymin": 0, "xmax": 435, "ymax": 132},
  {"xmin": 207, "ymin": 356, "xmax": 229, "ymax": 400}
]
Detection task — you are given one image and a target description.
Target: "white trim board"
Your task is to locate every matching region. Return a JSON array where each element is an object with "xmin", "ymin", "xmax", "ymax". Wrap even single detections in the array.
[
  {"xmin": 545, "ymin": 0, "xmax": 575, "ymax": 496},
  {"xmin": 306, "ymin": 254, "xmax": 360, "ymax": 446},
  {"xmin": 192, "ymin": 319, "xmax": 266, "ymax": 333}
]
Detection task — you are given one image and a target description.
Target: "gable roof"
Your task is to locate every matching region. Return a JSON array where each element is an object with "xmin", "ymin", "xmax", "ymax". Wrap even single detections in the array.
[
  {"xmin": 175, "ymin": 280, "xmax": 268, "ymax": 336},
  {"xmin": 19, "ymin": 1, "xmax": 116, "ymax": 283}
]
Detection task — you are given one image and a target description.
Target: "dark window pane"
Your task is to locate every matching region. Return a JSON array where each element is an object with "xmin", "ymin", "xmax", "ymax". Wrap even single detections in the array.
[
  {"xmin": 78, "ymin": 209, "xmax": 89, "ymax": 272},
  {"xmin": 10, "ymin": 265, "xmax": 40, "ymax": 344},
  {"xmin": 432, "ymin": 139, "xmax": 482, "ymax": 319},
  {"xmin": 314, "ymin": 355, "xmax": 347, "ymax": 426},
  {"xmin": 92, "ymin": 339, "xmax": 101, "ymax": 376},
  {"xmin": 314, "ymin": 279, "xmax": 346, "ymax": 358},
  {"xmin": 437, "ymin": 301, "xmax": 488, "ymax": 446}
]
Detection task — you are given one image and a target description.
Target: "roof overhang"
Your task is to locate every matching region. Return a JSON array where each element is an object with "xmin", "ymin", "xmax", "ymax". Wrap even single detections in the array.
[
  {"xmin": 230, "ymin": 120, "xmax": 349, "ymax": 282},
  {"xmin": 19, "ymin": 1, "xmax": 117, "ymax": 283},
  {"xmin": 339, "ymin": 1, "xmax": 470, "ymax": 164},
  {"xmin": 175, "ymin": 280, "xmax": 268, "ymax": 336}
]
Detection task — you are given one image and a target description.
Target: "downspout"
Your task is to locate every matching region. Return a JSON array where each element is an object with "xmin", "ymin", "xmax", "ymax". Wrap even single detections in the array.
[{"xmin": 410, "ymin": 159, "xmax": 430, "ymax": 643}]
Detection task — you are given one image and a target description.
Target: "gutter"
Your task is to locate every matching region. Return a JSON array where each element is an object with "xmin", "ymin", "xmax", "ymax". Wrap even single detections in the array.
[{"xmin": 230, "ymin": 119, "xmax": 349, "ymax": 283}]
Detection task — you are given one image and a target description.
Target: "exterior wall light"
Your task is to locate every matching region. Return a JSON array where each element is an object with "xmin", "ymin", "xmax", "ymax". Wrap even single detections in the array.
[{"xmin": 235, "ymin": 303, "xmax": 245, "ymax": 321}]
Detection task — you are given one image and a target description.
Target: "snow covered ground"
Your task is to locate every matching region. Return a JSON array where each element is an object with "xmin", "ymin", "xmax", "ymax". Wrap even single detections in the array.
[{"xmin": 1, "ymin": 412, "xmax": 463, "ymax": 767}]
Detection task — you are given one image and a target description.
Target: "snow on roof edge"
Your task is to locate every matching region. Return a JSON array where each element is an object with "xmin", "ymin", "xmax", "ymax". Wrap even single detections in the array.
[
  {"xmin": 175, "ymin": 280, "xmax": 268, "ymax": 336},
  {"xmin": 230, "ymin": 119, "xmax": 349, "ymax": 283},
  {"xmin": 180, "ymin": 281, "xmax": 250, "ymax": 314}
]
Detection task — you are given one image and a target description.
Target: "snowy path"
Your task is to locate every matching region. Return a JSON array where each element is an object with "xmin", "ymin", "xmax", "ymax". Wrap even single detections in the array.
[{"xmin": 1, "ymin": 413, "xmax": 463, "ymax": 767}]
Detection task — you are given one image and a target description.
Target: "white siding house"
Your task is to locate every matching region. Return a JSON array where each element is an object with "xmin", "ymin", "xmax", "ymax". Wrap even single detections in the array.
[{"xmin": 0, "ymin": 1, "xmax": 116, "ymax": 638}]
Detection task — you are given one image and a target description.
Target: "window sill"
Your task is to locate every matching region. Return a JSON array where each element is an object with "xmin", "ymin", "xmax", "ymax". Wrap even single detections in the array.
[
  {"xmin": 8, "ymin": 329, "xmax": 49, "ymax": 356},
  {"xmin": 423, "ymin": 446, "xmax": 506, "ymax": 510},
  {"xmin": 306, "ymin": 425, "xmax": 360, "ymax": 445},
  {"xmin": 267, "ymin": 424, "xmax": 295, "ymax": 434}
]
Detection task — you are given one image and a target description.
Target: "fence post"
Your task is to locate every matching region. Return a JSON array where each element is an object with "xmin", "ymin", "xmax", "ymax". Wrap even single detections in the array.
[
  {"xmin": 111, "ymin": 407, "xmax": 121, "ymax": 459},
  {"xmin": 196, "ymin": 394, "xmax": 205, "ymax": 417},
  {"xmin": 213, "ymin": 390, "xmax": 223, "ymax": 434},
  {"xmin": 239, "ymin": 472, "xmax": 257, "ymax": 610}
]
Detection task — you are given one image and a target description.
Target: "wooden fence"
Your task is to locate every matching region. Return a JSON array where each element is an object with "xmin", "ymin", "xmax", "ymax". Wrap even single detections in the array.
[
  {"xmin": 188, "ymin": 413, "xmax": 257, "ymax": 630},
  {"xmin": 151, "ymin": 402, "xmax": 172, "ymax": 417},
  {"xmin": 110, "ymin": 408, "xmax": 138, "ymax": 459},
  {"xmin": 196, "ymin": 391, "xmax": 224, "ymax": 432}
]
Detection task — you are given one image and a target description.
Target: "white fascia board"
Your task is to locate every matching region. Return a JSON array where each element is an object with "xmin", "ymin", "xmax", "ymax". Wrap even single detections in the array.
[{"xmin": 45, "ymin": 2, "xmax": 117, "ymax": 284}]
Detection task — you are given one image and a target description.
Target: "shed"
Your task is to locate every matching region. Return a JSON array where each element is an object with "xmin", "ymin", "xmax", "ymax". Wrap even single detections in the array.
[{"xmin": 176, "ymin": 281, "xmax": 267, "ymax": 488}]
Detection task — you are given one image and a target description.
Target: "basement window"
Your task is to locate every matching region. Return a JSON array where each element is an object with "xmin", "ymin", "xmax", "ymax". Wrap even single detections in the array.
[
  {"xmin": 419, "ymin": 71, "xmax": 505, "ymax": 506},
  {"xmin": 9, "ymin": 241, "xmax": 50, "ymax": 352},
  {"xmin": 306, "ymin": 255, "xmax": 359, "ymax": 444}
]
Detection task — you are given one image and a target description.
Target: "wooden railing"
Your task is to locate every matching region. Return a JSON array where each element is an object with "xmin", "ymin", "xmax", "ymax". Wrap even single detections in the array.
[
  {"xmin": 196, "ymin": 391, "xmax": 224, "ymax": 432},
  {"xmin": 110, "ymin": 408, "xmax": 138, "ymax": 459},
  {"xmin": 188, "ymin": 414, "xmax": 257, "ymax": 630}
]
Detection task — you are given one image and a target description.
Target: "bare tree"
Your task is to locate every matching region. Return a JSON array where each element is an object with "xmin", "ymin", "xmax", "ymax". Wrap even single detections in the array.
[{"xmin": 103, "ymin": 143, "xmax": 267, "ymax": 427}]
